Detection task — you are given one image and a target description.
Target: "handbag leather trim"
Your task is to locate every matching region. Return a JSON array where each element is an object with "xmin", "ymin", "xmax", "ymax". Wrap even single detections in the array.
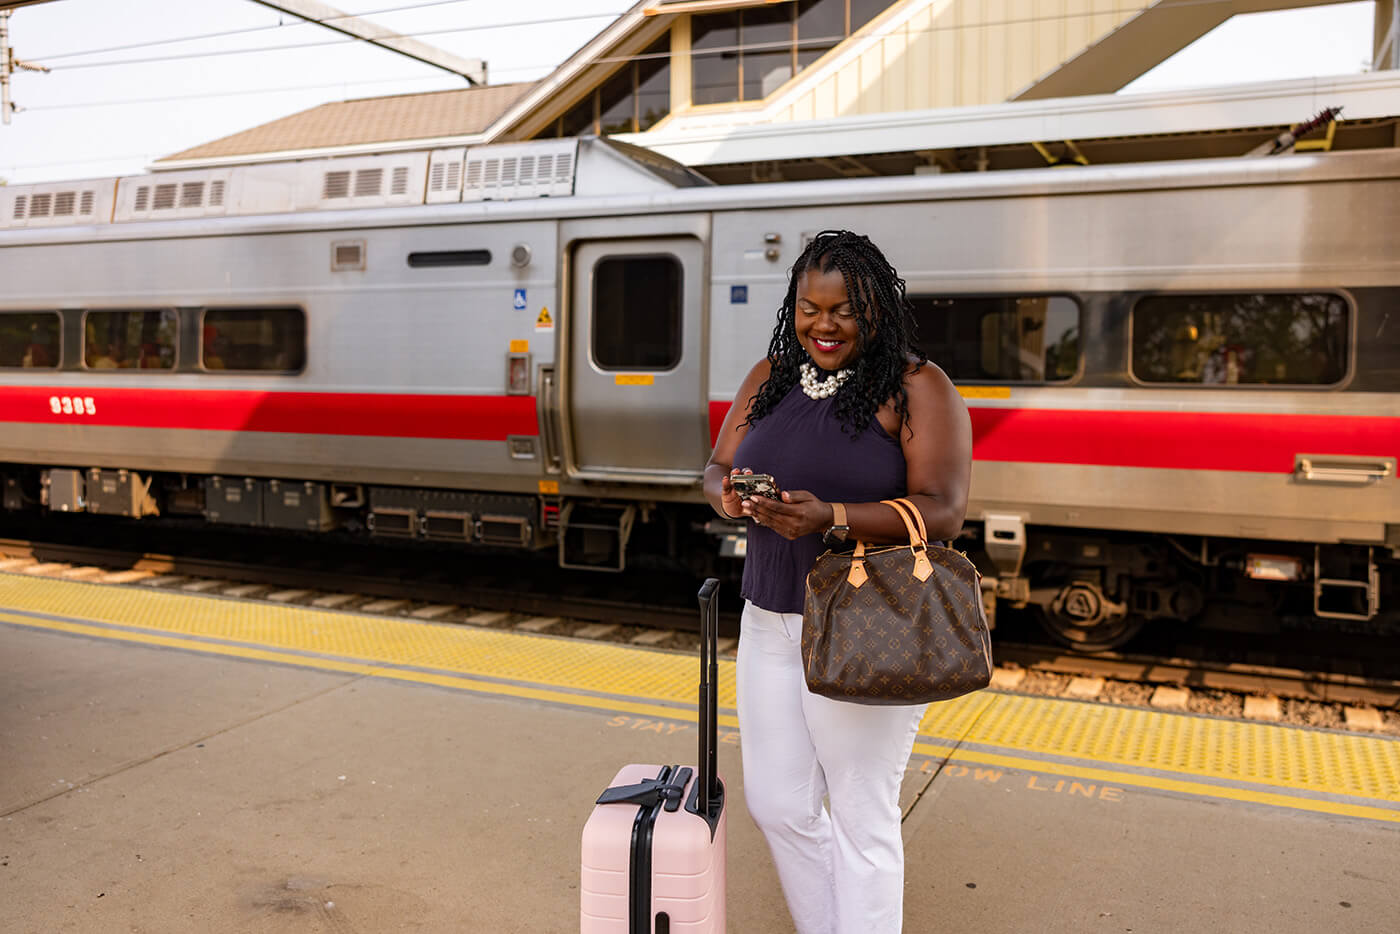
[
  {"xmin": 881, "ymin": 499, "xmax": 934, "ymax": 582},
  {"xmin": 847, "ymin": 540, "xmax": 869, "ymax": 588}
]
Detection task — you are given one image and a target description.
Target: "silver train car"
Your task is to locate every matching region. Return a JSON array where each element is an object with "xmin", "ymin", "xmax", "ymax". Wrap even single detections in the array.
[{"xmin": 2, "ymin": 138, "xmax": 1397, "ymax": 648}]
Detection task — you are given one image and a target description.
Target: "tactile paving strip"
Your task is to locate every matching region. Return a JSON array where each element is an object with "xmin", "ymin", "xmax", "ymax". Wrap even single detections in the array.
[
  {"xmin": 0, "ymin": 573, "xmax": 720, "ymax": 707},
  {"xmin": 933, "ymin": 693, "xmax": 1400, "ymax": 803},
  {"xmin": 3, "ymin": 572, "xmax": 1398, "ymax": 818}
]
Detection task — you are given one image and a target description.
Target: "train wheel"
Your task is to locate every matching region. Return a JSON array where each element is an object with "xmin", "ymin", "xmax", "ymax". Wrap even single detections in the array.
[
  {"xmin": 1033, "ymin": 606, "xmax": 1146, "ymax": 652},
  {"xmin": 1033, "ymin": 581, "xmax": 1146, "ymax": 651}
]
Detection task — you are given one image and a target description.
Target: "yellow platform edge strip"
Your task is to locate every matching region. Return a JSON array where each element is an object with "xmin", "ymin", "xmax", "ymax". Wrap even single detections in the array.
[
  {"xmin": 5, "ymin": 609, "xmax": 1398, "ymax": 826},
  {"xmin": 2, "ymin": 573, "xmax": 1397, "ymax": 805},
  {"xmin": 0, "ymin": 612, "xmax": 738, "ymax": 726},
  {"xmin": 911, "ymin": 741, "xmax": 1400, "ymax": 825}
]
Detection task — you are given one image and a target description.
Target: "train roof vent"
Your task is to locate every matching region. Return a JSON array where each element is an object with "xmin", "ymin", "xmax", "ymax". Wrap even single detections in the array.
[
  {"xmin": 426, "ymin": 147, "xmax": 466, "ymax": 204},
  {"xmin": 354, "ymin": 168, "xmax": 383, "ymax": 198},
  {"xmin": 151, "ymin": 183, "xmax": 178, "ymax": 211},
  {"xmin": 1, "ymin": 181, "xmax": 115, "ymax": 229},
  {"xmin": 462, "ymin": 139, "xmax": 577, "ymax": 202},
  {"xmin": 305, "ymin": 154, "xmax": 425, "ymax": 210},
  {"xmin": 180, "ymin": 182, "xmax": 205, "ymax": 208},
  {"xmin": 114, "ymin": 170, "xmax": 231, "ymax": 222},
  {"xmin": 323, "ymin": 170, "xmax": 351, "ymax": 199}
]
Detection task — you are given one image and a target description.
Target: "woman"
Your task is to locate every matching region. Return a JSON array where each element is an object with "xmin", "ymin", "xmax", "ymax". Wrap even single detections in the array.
[{"xmin": 704, "ymin": 230, "xmax": 971, "ymax": 934}]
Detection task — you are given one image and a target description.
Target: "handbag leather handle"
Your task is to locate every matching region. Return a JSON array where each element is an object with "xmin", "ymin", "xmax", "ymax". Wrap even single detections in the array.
[
  {"xmin": 843, "ymin": 499, "xmax": 931, "ymax": 588},
  {"xmin": 880, "ymin": 499, "xmax": 934, "ymax": 582},
  {"xmin": 885, "ymin": 498, "xmax": 929, "ymax": 544},
  {"xmin": 879, "ymin": 498, "xmax": 926, "ymax": 547}
]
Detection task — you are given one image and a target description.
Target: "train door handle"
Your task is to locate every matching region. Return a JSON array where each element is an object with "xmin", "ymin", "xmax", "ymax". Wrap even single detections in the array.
[{"xmin": 1293, "ymin": 455, "xmax": 1395, "ymax": 485}]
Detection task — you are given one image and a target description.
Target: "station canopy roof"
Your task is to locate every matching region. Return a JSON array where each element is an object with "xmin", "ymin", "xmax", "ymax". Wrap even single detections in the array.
[
  {"xmin": 160, "ymin": 82, "xmax": 536, "ymax": 163},
  {"xmin": 142, "ymin": 0, "xmax": 1399, "ymax": 179}
]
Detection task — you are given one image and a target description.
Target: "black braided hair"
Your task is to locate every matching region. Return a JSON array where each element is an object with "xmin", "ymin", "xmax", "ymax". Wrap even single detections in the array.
[{"xmin": 743, "ymin": 230, "xmax": 924, "ymax": 437}]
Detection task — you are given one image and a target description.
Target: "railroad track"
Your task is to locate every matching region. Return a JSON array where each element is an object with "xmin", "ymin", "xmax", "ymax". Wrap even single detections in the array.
[
  {"xmin": 2, "ymin": 534, "xmax": 1396, "ymax": 735},
  {"xmin": 0, "ymin": 534, "xmax": 713, "ymax": 632}
]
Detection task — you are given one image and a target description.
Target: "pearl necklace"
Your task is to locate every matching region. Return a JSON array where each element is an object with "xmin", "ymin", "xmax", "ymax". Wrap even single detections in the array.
[{"xmin": 799, "ymin": 362, "xmax": 851, "ymax": 400}]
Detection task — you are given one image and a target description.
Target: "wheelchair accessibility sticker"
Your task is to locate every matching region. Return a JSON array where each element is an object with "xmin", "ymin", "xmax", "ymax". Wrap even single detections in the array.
[{"xmin": 513, "ymin": 288, "xmax": 528, "ymax": 310}]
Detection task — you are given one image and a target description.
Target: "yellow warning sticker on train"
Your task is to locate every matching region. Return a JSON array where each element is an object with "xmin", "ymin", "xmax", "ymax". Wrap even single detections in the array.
[
  {"xmin": 958, "ymin": 386, "xmax": 1011, "ymax": 399},
  {"xmin": 615, "ymin": 374, "xmax": 654, "ymax": 386},
  {"xmin": 535, "ymin": 307, "xmax": 553, "ymax": 329},
  {"xmin": 539, "ymin": 480, "xmax": 559, "ymax": 495},
  {"xmin": 509, "ymin": 339, "xmax": 529, "ymax": 353}
]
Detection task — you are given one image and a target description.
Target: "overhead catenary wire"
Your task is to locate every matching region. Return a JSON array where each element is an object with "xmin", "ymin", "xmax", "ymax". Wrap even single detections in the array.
[
  {"xmin": 34, "ymin": 0, "xmax": 1250, "ymax": 74},
  {"xmin": 42, "ymin": 9, "xmax": 630, "ymax": 72},
  {"xmin": 19, "ymin": 0, "xmax": 1273, "ymax": 112},
  {"xmin": 29, "ymin": 0, "xmax": 504, "ymax": 62}
]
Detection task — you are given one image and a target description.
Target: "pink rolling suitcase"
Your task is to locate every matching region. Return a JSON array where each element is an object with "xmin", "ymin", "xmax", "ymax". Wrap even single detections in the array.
[{"xmin": 580, "ymin": 578, "xmax": 727, "ymax": 933}]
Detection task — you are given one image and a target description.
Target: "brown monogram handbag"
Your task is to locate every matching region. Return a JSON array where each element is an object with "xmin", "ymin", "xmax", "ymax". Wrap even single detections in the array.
[{"xmin": 802, "ymin": 498, "xmax": 993, "ymax": 705}]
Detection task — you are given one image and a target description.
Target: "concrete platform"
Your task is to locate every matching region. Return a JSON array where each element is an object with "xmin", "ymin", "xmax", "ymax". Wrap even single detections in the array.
[{"xmin": 1, "ymin": 572, "xmax": 1397, "ymax": 933}]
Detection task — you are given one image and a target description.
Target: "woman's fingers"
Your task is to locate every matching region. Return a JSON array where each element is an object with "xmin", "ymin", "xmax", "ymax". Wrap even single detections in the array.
[{"xmin": 747, "ymin": 490, "xmax": 824, "ymax": 539}]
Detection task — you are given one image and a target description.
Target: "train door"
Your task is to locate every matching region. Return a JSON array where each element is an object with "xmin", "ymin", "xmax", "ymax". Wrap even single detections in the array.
[{"xmin": 564, "ymin": 237, "xmax": 708, "ymax": 483}]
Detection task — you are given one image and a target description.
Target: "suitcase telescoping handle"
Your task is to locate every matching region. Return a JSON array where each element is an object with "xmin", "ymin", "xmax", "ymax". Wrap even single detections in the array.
[{"xmin": 696, "ymin": 578, "xmax": 720, "ymax": 816}]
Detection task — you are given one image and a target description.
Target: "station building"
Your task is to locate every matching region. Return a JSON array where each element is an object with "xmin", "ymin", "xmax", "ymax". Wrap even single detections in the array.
[{"xmin": 150, "ymin": 0, "xmax": 1400, "ymax": 181}]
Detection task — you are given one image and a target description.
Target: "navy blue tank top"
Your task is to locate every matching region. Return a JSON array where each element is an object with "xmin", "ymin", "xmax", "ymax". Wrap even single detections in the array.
[{"xmin": 733, "ymin": 385, "xmax": 907, "ymax": 613}]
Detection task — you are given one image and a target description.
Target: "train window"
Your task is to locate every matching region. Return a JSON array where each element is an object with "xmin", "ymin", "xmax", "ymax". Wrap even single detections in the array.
[
  {"xmin": 201, "ymin": 308, "xmax": 306, "ymax": 372},
  {"xmin": 693, "ymin": 1, "xmax": 899, "ymax": 105},
  {"xmin": 1131, "ymin": 293, "xmax": 1348, "ymax": 386},
  {"xmin": 546, "ymin": 36, "xmax": 671, "ymax": 137},
  {"xmin": 0, "ymin": 312, "xmax": 60, "ymax": 368},
  {"xmin": 909, "ymin": 295, "xmax": 1080, "ymax": 382},
  {"xmin": 592, "ymin": 255, "xmax": 682, "ymax": 371},
  {"xmin": 83, "ymin": 310, "xmax": 177, "ymax": 370}
]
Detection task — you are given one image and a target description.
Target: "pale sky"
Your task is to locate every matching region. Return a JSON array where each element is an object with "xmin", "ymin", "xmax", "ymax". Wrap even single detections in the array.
[{"xmin": 0, "ymin": 0, "xmax": 1380, "ymax": 185}]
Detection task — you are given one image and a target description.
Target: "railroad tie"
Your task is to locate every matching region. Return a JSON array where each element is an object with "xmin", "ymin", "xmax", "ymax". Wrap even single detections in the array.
[
  {"xmin": 573, "ymin": 623, "xmax": 620, "ymax": 640},
  {"xmin": 1243, "ymin": 696, "xmax": 1282, "ymax": 721},
  {"xmin": 1065, "ymin": 677, "xmax": 1105, "ymax": 700},
  {"xmin": 514, "ymin": 616, "xmax": 561, "ymax": 633},
  {"xmin": 1150, "ymin": 686, "xmax": 1191, "ymax": 710}
]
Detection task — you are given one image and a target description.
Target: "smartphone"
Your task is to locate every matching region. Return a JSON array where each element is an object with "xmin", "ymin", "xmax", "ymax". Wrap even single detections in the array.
[{"xmin": 730, "ymin": 473, "xmax": 781, "ymax": 501}]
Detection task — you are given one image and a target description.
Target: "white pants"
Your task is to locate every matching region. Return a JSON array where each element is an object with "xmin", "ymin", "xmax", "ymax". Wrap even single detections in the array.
[{"xmin": 737, "ymin": 600, "xmax": 927, "ymax": 934}]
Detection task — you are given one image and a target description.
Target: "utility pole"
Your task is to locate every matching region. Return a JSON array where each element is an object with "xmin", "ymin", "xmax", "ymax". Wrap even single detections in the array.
[
  {"xmin": 1, "ymin": 9, "xmax": 50, "ymax": 125},
  {"xmin": 2, "ymin": 11, "xmax": 12, "ymax": 125}
]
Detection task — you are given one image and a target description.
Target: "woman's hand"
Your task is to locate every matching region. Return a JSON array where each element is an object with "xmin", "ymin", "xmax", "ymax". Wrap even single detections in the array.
[
  {"xmin": 719, "ymin": 468, "xmax": 750, "ymax": 521},
  {"xmin": 743, "ymin": 489, "xmax": 835, "ymax": 541}
]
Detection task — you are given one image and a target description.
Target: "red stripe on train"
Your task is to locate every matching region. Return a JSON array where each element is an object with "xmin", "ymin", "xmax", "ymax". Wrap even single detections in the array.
[
  {"xmin": 707, "ymin": 401, "xmax": 1397, "ymax": 473},
  {"xmin": 1, "ymin": 387, "xmax": 538, "ymax": 441}
]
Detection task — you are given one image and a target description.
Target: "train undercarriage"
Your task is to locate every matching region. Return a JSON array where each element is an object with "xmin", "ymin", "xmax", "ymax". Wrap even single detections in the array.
[{"xmin": 3, "ymin": 461, "xmax": 1395, "ymax": 652}]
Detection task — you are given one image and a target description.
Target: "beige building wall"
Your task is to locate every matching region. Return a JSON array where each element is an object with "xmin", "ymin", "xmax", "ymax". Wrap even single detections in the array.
[{"xmin": 773, "ymin": 0, "xmax": 1151, "ymax": 121}]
